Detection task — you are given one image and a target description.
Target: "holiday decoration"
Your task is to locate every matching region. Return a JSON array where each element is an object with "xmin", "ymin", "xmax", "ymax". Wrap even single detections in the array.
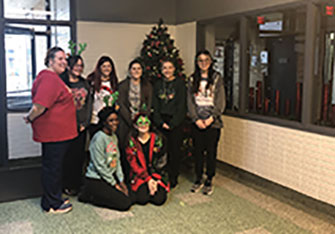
[
  {"xmin": 68, "ymin": 40, "xmax": 87, "ymax": 56},
  {"xmin": 139, "ymin": 19, "xmax": 186, "ymax": 83}
]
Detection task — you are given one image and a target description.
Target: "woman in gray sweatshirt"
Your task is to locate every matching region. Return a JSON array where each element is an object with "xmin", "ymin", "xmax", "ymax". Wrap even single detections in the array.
[{"xmin": 187, "ymin": 50, "xmax": 226, "ymax": 195}]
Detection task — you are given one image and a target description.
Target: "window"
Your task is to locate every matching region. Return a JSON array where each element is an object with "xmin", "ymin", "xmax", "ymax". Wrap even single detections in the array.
[
  {"xmin": 5, "ymin": 24, "xmax": 71, "ymax": 111},
  {"xmin": 215, "ymin": 20, "xmax": 240, "ymax": 112},
  {"xmin": 1, "ymin": 0, "xmax": 74, "ymax": 161},
  {"xmin": 4, "ymin": 0, "xmax": 70, "ymax": 21},
  {"xmin": 247, "ymin": 8, "xmax": 306, "ymax": 121},
  {"xmin": 314, "ymin": 2, "xmax": 335, "ymax": 127}
]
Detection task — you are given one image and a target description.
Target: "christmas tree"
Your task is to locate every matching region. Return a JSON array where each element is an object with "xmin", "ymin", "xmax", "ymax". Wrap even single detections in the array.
[{"xmin": 139, "ymin": 19, "xmax": 186, "ymax": 83}]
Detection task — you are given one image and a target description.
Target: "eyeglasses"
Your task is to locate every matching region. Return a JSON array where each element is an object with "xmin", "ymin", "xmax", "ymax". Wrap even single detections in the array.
[
  {"xmin": 197, "ymin": 58, "xmax": 211, "ymax": 63},
  {"xmin": 73, "ymin": 64, "xmax": 84, "ymax": 68}
]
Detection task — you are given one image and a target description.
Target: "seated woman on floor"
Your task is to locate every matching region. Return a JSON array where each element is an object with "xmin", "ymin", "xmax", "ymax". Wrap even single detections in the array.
[
  {"xmin": 126, "ymin": 112, "xmax": 169, "ymax": 206},
  {"xmin": 78, "ymin": 103, "xmax": 132, "ymax": 211}
]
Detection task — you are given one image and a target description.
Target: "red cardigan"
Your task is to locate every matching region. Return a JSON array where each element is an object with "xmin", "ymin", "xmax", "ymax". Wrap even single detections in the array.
[{"xmin": 126, "ymin": 133, "xmax": 169, "ymax": 192}]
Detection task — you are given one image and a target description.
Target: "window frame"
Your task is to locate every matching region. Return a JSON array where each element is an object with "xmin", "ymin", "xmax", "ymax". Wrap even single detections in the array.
[{"xmin": 0, "ymin": 0, "xmax": 77, "ymax": 166}]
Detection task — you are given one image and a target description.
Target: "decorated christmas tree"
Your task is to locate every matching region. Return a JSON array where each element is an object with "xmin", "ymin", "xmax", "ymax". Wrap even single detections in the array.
[{"xmin": 139, "ymin": 19, "xmax": 186, "ymax": 83}]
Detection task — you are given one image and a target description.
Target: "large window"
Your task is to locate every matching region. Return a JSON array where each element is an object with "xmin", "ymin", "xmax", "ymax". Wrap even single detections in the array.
[
  {"xmin": 3, "ymin": 0, "xmax": 71, "ymax": 111},
  {"xmin": 0, "ymin": 0, "xmax": 73, "ymax": 161},
  {"xmin": 247, "ymin": 8, "xmax": 306, "ymax": 121}
]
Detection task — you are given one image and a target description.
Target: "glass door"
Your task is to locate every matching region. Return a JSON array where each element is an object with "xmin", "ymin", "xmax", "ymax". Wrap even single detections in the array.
[
  {"xmin": 5, "ymin": 26, "xmax": 41, "ymax": 160},
  {"xmin": 5, "ymin": 26, "xmax": 35, "ymax": 111}
]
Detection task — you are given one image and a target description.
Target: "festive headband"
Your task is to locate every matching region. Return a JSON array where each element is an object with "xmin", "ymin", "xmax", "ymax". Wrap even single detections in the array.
[
  {"xmin": 103, "ymin": 91, "xmax": 120, "ymax": 111},
  {"xmin": 68, "ymin": 40, "xmax": 87, "ymax": 56}
]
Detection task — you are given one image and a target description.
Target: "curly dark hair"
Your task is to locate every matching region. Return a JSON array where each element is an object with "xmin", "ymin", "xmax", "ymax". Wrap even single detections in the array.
[{"xmin": 97, "ymin": 105, "xmax": 119, "ymax": 128}]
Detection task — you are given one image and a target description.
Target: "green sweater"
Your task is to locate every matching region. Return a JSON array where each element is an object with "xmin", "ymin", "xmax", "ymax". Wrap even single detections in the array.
[
  {"xmin": 152, "ymin": 77, "xmax": 186, "ymax": 129},
  {"xmin": 86, "ymin": 131, "xmax": 124, "ymax": 186}
]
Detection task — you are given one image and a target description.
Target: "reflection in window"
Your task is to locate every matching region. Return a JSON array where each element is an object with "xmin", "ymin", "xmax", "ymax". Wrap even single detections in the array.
[
  {"xmin": 215, "ymin": 21, "xmax": 240, "ymax": 112},
  {"xmin": 248, "ymin": 8, "xmax": 306, "ymax": 121},
  {"xmin": 315, "ymin": 2, "xmax": 335, "ymax": 127}
]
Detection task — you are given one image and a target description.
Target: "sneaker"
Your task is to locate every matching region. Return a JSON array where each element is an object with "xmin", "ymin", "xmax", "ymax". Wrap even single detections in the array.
[
  {"xmin": 202, "ymin": 179, "xmax": 213, "ymax": 195},
  {"xmin": 45, "ymin": 202, "xmax": 73, "ymax": 214},
  {"xmin": 63, "ymin": 197, "xmax": 70, "ymax": 204},
  {"xmin": 190, "ymin": 181, "xmax": 203, "ymax": 193}
]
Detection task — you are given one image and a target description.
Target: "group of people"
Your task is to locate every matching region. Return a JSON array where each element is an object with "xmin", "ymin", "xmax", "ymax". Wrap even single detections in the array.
[{"xmin": 24, "ymin": 46, "xmax": 226, "ymax": 214}]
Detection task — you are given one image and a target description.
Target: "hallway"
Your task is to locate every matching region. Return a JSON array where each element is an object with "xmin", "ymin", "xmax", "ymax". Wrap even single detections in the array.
[{"xmin": 0, "ymin": 166, "xmax": 334, "ymax": 234}]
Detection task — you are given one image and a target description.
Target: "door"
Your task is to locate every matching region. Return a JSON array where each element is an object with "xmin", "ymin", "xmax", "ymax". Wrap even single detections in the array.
[{"xmin": 5, "ymin": 26, "xmax": 41, "ymax": 160}]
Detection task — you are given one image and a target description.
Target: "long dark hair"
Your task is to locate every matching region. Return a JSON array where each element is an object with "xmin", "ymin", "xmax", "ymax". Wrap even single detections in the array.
[
  {"xmin": 191, "ymin": 50, "xmax": 215, "ymax": 94},
  {"xmin": 61, "ymin": 55, "xmax": 85, "ymax": 86},
  {"xmin": 87, "ymin": 56, "xmax": 118, "ymax": 92}
]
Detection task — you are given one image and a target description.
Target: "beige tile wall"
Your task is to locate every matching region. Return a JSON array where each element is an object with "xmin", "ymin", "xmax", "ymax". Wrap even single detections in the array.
[{"xmin": 218, "ymin": 115, "xmax": 335, "ymax": 206}]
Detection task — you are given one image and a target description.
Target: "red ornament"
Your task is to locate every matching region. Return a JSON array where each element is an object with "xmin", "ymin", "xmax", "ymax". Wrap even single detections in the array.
[
  {"xmin": 326, "ymin": 6, "xmax": 334, "ymax": 16},
  {"xmin": 257, "ymin": 16, "xmax": 265, "ymax": 24},
  {"xmin": 146, "ymin": 66, "xmax": 151, "ymax": 70},
  {"xmin": 155, "ymin": 41, "xmax": 160, "ymax": 47},
  {"xmin": 157, "ymin": 74, "xmax": 162, "ymax": 78}
]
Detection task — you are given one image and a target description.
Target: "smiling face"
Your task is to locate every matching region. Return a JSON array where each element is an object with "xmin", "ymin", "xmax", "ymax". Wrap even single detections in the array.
[
  {"xmin": 161, "ymin": 61, "xmax": 175, "ymax": 80},
  {"xmin": 104, "ymin": 113, "xmax": 119, "ymax": 134},
  {"xmin": 70, "ymin": 58, "xmax": 84, "ymax": 78},
  {"xmin": 49, "ymin": 51, "xmax": 67, "ymax": 75},
  {"xmin": 134, "ymin": 115, "xmax": 151, "ymax": 134},
  {"xmin": 197, "ymin": 54, "xmax": 212, "ymax": 73},
  {"xmin": 129, "ymin": 63, "xmax": 143, "ymax": 80},
  {"xmin": 100, "ymin": 61, "xmax": 112, "ymax": 79}
]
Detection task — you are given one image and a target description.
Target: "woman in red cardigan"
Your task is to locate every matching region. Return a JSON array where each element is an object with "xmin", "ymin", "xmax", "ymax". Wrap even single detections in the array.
[{"xmin": 126, "ymin": 113, "xmax": 169, "ymax": 206}]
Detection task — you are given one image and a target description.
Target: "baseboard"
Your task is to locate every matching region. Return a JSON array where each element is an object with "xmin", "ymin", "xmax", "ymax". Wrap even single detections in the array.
[{"xmin": 0, "ymin": 161, "xmax": 42, "ymax": 203}]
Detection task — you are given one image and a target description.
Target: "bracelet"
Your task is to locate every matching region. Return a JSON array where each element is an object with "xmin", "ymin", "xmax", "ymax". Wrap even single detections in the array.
[{"xmin": 26, "ymin": 116, "xmax": 33, "ymax": 123}]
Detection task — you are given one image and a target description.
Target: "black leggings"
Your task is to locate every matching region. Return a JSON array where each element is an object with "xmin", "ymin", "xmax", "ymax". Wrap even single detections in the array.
[
  {"xmin": 192, "ymin": 126, "xmax": 221, "ymax": 181},
  {"xmin": 135, "ymin": 183, "xmax": 167, "ymax": 206},
  {"xmin": 78, "ymin": 178, "xmax": 132, "ymax": 211}
]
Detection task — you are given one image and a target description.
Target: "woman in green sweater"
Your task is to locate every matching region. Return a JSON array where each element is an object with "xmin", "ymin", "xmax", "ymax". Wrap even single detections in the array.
[
  {"xmin": 152, "ymin": 59, "xmax": 186, "ymax": 188},
  {"xmin": 78, "ymin": 105, "xmax": 132, "ymax": 211}
]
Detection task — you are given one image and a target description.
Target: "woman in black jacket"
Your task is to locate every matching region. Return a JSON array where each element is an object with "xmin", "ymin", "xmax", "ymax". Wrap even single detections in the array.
[{"xmin": 152, "ymin": 59, "xmax": 186, "ymax": 188}]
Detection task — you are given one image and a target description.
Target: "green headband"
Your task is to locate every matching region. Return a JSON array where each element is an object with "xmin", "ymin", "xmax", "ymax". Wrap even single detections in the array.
[{"xmin": 136, "ymin": 116, "xmax": 151, "ymax": 127}]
